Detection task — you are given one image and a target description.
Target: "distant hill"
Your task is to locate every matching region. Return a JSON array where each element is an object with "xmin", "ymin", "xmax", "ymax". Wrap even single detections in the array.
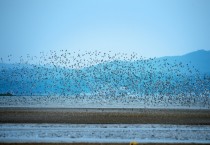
[
  {"xmin": 0, "ymin": 50, "xmax": 209, "ymax": 96},
  {"xmin": 1, "ymin": 49, "xmax": 209, "ymax": 74},
  {"xmin": 160, "ymin": 50, "xmax": 210, "ymax": 74}
]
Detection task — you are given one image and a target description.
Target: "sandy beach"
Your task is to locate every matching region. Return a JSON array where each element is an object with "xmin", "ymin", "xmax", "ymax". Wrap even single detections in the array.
[{"xmin": 0, "ymin": 108, "xmax": 209, "ymax": 124}]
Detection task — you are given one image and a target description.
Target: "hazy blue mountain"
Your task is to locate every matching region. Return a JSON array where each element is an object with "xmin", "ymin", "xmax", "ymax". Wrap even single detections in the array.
[
  {"xmin": 0, "ymin": 50, "xmax": 209, "ymax": 96},
  {"xmin": 160, "ymin": 50, "xmax": 210, "ymax": 74},
  {"xmin": 1, "ymin": 49, "xmax": 209, "ymax": 73}
]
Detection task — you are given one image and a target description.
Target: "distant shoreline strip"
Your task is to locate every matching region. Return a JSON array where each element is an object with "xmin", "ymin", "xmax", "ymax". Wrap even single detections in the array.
[{"xmin": 0, "ymin": 143, "xmax": 209, "ymax": 145}]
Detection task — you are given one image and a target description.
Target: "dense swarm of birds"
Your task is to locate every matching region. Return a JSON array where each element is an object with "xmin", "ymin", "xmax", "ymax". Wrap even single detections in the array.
[{"xmin": 0, "ymin": 50, "xmax": 209, "ymax": 107}]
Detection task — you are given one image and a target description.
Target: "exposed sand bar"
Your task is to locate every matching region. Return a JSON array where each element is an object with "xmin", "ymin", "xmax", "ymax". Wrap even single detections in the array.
[{"xmin": 0, "ymin": 108, "xmax": 210, "ymax": 124}]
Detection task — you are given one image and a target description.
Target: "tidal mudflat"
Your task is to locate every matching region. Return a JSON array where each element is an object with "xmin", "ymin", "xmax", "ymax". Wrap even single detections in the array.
[{"xmin": 0, "ymin": 124, "xmax": 210, "ymax": 144}]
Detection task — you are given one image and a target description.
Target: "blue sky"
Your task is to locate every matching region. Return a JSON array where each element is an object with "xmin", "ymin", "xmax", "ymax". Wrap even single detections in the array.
[{"xmin": 0, "ymin": 0, "xmax": 210, "ymax": 61}]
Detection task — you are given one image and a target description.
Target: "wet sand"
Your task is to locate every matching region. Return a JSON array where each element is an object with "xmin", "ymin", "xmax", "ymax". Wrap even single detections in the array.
[{"xmin": 0, "ymin": 108, "xmax": 210, "ymax": 124}]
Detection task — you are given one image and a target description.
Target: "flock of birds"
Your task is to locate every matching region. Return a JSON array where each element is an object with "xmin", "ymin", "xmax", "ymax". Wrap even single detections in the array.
[{"xmin": 0, "ymin": 50, "xmax": 209, "ymax": 107}]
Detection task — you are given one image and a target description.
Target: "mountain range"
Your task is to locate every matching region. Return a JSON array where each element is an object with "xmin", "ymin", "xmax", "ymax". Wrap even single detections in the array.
[
  {"xmin": 0, "ymin": 50, "xmax": 209, "ymax": 96},
  {"xmin": 160, "ymin": 49, "xmax": 210, "ymax": 74}
]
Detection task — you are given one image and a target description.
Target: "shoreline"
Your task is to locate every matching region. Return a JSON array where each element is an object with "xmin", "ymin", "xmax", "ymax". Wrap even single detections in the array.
[
  {"xmin": 0, "ymin": 142, "xmax": 205, "ymax": 145},
  {"xmin": 0, "ymin": 107, "xmax": 210, "ymax": 124}
]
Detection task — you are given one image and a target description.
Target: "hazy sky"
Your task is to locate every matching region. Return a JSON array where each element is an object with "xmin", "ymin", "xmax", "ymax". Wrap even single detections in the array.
[{"xmin": 0, "ymin": 0, "xmax": 210, "ymax": 60}]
